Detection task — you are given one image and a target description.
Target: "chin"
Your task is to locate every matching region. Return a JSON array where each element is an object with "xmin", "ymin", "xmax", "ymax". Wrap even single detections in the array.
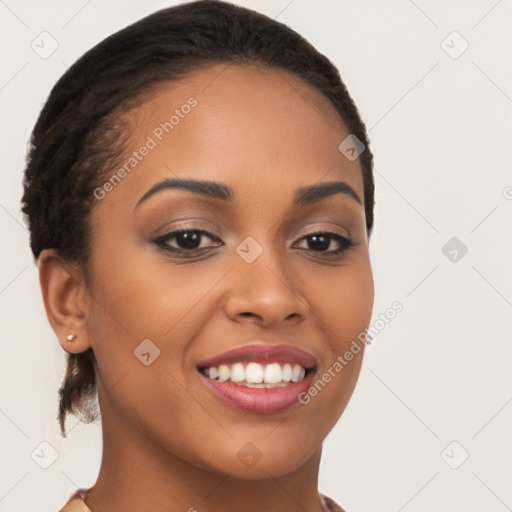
[{"xmin": 208, "ymin": 434, "xmax": 321, "ymax": 480}]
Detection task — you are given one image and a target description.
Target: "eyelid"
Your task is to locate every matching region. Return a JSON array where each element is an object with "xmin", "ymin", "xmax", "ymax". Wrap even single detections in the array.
[
  {"xmin": 292, "ymin": 221, "xmax": 352, "ymax": 241},
  {"xmin": 152, "ymin": 219, "xmax": 222, "ymax": 238}
]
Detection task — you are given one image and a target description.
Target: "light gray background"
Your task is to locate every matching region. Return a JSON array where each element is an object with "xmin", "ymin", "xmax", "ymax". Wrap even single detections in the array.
[{"xmin": 1, "ymin": 1, "xmax": 511, "ymax": 511}]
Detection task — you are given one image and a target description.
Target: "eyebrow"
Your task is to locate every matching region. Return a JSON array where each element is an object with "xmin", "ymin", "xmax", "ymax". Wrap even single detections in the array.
[{"xmin": 134, "ymin": 178, "xmax": 361, "ymax": 209}]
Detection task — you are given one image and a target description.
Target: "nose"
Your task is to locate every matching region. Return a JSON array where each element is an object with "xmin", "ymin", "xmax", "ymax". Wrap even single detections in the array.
[{"xmin": 223, "ymin": 242, "xmax": 308, "ymax": 327}]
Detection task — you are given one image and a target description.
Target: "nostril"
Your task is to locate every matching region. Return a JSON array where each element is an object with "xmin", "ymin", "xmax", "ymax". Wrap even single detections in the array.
[{"xmin": 239, "ymin": 312, "xmax": 262, "ymax": 320}]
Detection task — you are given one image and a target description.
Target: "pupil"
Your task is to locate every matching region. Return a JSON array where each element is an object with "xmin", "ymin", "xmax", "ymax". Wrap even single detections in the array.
[
  {"xmin": 178, "ymin": 232, "xmax": 200, "ymax": 249},
  {"xmin": 309, "ymin": 234, "xmax": 329, "ymax": 251}
]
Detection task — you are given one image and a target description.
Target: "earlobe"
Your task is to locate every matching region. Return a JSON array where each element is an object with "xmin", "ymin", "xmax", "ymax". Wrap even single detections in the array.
[{"xmin": 38, "ymin": 249, "xmax": 92, "ymax": 354}]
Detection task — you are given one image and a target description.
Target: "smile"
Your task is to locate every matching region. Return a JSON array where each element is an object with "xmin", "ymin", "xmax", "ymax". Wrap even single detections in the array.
[
  {"xmin": 197, "ymin": 343, "xmax": 317, "ymax": 413},
  {"xmin": 199, "ymin": 362, "xmax": 310, "ymax": 387}
]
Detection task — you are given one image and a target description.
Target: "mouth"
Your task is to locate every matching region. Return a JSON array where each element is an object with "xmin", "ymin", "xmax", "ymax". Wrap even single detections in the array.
[
  {"xmin": 198, "ymin": 362, "xmax": 314, "ymax": 387},
  {"xmin": 196, "ymin": 343, "xmax": 317, "ymax": 413}
]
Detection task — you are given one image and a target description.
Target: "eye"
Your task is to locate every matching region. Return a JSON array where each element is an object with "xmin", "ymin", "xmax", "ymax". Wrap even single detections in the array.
[
  {"xmin": 151, "ymin": 228, "xmax": 222, "ymax": 253},
  {"xmin": 151, "ymin": 228, "xmax": 356, "ymax": 259},
  {"xmin": 293, "ymin": 231, "xmax": 356, "ymax": 256}
]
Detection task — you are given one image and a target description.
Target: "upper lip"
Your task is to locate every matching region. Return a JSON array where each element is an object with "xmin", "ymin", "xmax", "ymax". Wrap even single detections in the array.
[{"xmin": 197, "ymin": 343, "xmax": 317, "ymax": 369}]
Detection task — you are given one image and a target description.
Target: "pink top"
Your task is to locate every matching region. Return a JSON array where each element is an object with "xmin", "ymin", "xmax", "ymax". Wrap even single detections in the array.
[{"xmin": 60, "ymin": 488, "xmax": 347, "ymax": 511}]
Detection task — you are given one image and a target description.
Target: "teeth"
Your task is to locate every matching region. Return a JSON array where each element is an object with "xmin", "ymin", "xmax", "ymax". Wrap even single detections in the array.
[
  {"xmin": 282, "ymin": 363, "xmax": 292, "ymax": 382},
  {"xmin": 230, "ymin": 363, "xmax": 245, "ymax": 382},
  {"xmin": 246, "ymin": 362, "xmax": 264, "ymax": 383},
  {"xmin": 264, "ymin": 363, "xmax": 283, "ymax": 384},
  {"xmin": 201, "ymin": 362, "xmax": 310, "ymax": 386},
  {"xmin": 291, "ymin": 364, "xmax": 304, "ymax": 382},
  {"xmin": 218, "ymin": 364, "xmax": 230, "ymax": 382}
]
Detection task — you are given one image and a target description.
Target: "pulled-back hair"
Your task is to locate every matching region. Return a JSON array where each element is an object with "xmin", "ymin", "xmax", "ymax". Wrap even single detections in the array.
[{"xmin": 21, "ymin": 0, "xmax": 374, "ymax": 437}]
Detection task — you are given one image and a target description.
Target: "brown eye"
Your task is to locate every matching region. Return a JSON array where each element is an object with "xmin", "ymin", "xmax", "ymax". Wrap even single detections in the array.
[
  {"xmin": 305, "ymin": 234, "xmax": 331, "ymax": 251},
  {"xmin": 294, "ymin": 232, "xmax": 356, "ymax": 255},
  {"xmin": 152, "ymin": 229, "xmax": 222, "ymax": 252},
  {"xmin": 174, "ymin": 231, "xmax": 204, "ymax": 250}
]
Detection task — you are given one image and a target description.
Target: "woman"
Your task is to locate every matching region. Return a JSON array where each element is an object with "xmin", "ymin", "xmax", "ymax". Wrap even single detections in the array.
[{"xmin": 21, "ymin": 1, "xmax": 375, "ymax": 511}]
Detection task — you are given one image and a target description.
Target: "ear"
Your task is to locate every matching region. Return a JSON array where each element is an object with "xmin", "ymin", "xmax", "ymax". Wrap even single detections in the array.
[{"xmin": 38, "ymin": 249, "xmax": 92, "ymax": 354}]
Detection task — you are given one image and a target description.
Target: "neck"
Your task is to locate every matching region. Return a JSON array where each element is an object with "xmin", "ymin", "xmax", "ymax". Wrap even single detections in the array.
[{"xmin": 84, "ymin": 396, "xmax": 326, "ymax": 512}]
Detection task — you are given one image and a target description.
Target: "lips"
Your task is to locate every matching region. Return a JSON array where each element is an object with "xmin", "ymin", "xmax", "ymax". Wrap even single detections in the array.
[
  {"xmin": 197, "ymin": 343, "xmax": 317, "ymax": 369},
  {"xmin": 197, "ymin": 343, "xmax": 317, "ymax": 414}
]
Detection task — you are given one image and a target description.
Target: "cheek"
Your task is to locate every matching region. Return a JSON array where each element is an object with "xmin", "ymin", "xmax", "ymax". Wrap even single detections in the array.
[
  {"xmin": 302, "ymin": 259, "xmax": 373, "ymax": 415},
  {"xmin": 85, "ymin": 248, "xmax": 214, "ymax": 460},
  {"xmin": 85, "ymin": 233, "xmax": 230, "ymax": 396},
  {"xmin": 311, "ymin": 257, "xmax": 374, "ymax": 346},
  {"xmin": 88, "ymin": 233, "xmax": 194, "ymax": 340}
]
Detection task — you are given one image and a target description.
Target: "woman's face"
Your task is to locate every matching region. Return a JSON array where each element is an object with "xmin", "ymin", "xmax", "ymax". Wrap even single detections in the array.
[{"xmin": 85, "ymin": 63, "xmax": 374, "ymax": 478}]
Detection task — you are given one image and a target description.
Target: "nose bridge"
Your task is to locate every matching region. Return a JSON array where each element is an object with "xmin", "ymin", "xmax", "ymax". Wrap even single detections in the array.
[{"xmin": 224, "ymin": 234, "xmax": 307, "ymax": 323}]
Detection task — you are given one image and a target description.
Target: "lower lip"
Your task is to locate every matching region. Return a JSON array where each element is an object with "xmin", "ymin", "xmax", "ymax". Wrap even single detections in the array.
[{"xmin": 199, "ymin": 371, "xmax": 315, "ymax": 414}]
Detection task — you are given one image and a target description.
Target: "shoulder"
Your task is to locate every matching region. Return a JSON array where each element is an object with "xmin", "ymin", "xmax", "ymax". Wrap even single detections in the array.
[
  {"xmin": 320, "ymin": 492, "xmax": 348, "ymax": 512},
  {"xmin": 59, "ymin": 489, "xmax": 92, "ymax": 512}
]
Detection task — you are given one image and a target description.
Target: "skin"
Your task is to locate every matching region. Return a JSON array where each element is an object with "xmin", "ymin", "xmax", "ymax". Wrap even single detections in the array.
[{"xmin": 39, "ymin": 63, "xmax": 374, "ymax": 512}]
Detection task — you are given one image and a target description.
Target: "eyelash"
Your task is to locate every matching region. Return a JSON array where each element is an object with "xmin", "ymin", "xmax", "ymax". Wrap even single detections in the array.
[{"xmin": 151, "ymin": 228, "xmax": 357, "ymax": 258}]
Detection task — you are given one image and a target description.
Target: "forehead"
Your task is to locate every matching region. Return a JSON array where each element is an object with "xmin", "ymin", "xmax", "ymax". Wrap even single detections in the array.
[{"xmin": 94, "ymin": 63, "xmax": 364, "ymax": 215}]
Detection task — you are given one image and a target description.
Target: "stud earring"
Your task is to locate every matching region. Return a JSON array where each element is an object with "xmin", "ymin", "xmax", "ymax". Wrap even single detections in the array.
[{"xmin": 66, "ymin": 334, "xmax": 77, "ymax": 342}]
